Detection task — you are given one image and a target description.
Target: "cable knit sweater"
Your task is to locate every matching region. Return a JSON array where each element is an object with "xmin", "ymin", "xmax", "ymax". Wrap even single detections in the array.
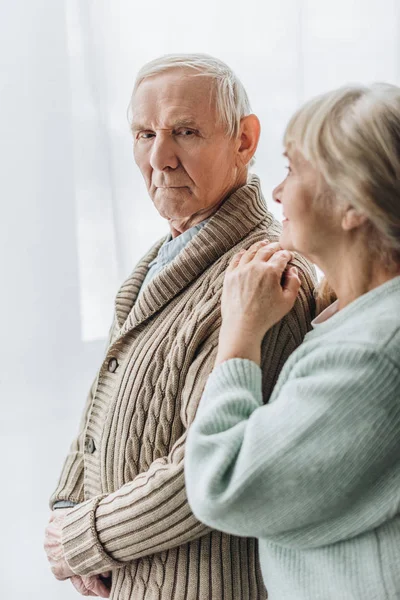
[
  {"xmin": 185, "ymin": 276, "xmax": 400, "ymax": 600},
  {"xmin": 50, "ymin": 175, "xmax": 316, "ymax": 600}
]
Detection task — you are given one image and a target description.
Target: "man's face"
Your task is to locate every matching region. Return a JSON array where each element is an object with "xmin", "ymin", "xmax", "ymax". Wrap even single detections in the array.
[{"xmin": 131, "ymin": 69, "xmax": 244, "ymax": 233}]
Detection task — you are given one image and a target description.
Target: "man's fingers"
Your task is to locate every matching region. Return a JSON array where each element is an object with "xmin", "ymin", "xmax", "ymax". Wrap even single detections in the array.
[
  {"xmin": 44, "ymin": 534, "xmax": 62, "ymax": 550},
  {"xmin": 70, "ymin": 576, "xmax": 97, "ymax": 596},
  {"xmin": 84, "ymin": 575, "xmax": 111, "ymax": 598}
]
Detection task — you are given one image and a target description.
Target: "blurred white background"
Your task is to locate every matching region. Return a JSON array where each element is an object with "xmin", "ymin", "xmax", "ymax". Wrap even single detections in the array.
[{"xmin": 0, "ymin": 0, "xmax": 399, "ymax": 597}]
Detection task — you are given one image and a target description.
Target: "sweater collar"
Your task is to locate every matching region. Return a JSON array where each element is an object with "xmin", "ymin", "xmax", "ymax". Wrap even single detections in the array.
[
  {"xmin": 115, "ymin": 174, "xmax": 272, "ymax": 334},
  {"xmin": 306, "ymin": 275, "xmax": 400, "ymax": 340}
]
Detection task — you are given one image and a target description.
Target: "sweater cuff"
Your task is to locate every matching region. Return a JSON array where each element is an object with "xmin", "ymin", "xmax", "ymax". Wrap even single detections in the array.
[
  {"xmin": 53, "ymin": 500, "xmax": 77, "ymax": 510},
  {"xmin": 61, "ymin": 496, "xmax": 123, "ymax": 575},
  {"xmin": 200, "ymin": 358, "xmax": 263, "ymax": 411}
]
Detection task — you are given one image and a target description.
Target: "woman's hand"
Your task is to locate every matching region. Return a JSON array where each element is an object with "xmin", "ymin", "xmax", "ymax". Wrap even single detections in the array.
[{"xmin": 216, "ymin": 241, "xmax": 301, "ymax": 366}]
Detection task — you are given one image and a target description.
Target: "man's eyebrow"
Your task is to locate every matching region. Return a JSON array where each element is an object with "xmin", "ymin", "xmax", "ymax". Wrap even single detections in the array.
[
  {"xmin": 172, "ymin": 118, "xmax": 199, "ymax": 129},
  {"xmin": 131, "ymin": 118, "xmax": 200, "ymax": 132},
  {"xmin": 130, "ymin": 121, "xmax": 147, "ymax": 132}
]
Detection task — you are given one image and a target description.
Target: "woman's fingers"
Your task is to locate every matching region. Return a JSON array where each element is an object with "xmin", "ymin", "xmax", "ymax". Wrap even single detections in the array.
[
  {"xmin": 260, "ymin": 250, "xmax": 301, "ymax": 306},
  {"xmin": 227, "ymin": 241, "xmax": 283, "ymax": 272},
  {"xmin": 226, "ymin": 249, "xmax": 246, "ymax": 272},
  {"xmin": 247, "ymin": 239, "xmax": 270, "ymax": 253},
  {"xmin": 238, "ymin": 241, "xmax": 268, "ymax": 265},
  {"xmin": 239, "ymin": 241, "xmax": 280, "ymax": 265},
  {"xmin": 262, "ymin": 249, "xmax": 293, "ymax": 273},
  {"xmin": 219, "ymin": 243, "xmax": 302, "ymax": 348},
  {"xmin": 282, "ymin": 266, "xmax": 301, "ymax": 301},
  {"xmin": 227, "ymin": 242, "xmax": 269, "ymax": 272}
]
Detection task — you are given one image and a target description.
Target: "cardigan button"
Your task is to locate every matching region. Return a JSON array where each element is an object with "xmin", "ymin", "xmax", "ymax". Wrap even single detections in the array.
[
  {"xmin": 107, "ymin": 357, "xmax": 119, "ymax": 373},
  {"xmin": 84, "ymin": 437, "xmax": 96, "ymax": 454}
]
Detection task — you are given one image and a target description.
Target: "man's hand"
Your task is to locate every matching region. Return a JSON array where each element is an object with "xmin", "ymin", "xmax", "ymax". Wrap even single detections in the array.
[
  {"xmin": 70, "ymin": 573, "xmax": 111, "ymax": 597},
  {"xmin": 45, "ymin": 509, "xmax": 112, "ymax": 597},
  {"xmin": 44, "ymin": 509, "xmax": 74, "ymax": 580}
]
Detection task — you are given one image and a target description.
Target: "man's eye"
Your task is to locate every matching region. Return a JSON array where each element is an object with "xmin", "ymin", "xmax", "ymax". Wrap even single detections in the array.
[
  {"xmin": 178, "ymin": 129, "xmax": 195, "ymax": 136},
  {"xmin": 138, "ymin": 132, "xmax": 155, "ymax": 140}
]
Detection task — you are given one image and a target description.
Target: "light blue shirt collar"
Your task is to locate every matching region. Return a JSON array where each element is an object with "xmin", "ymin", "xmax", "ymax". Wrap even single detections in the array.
[
  {"xmin": 139, "ymin": 218, "xmax": 209, "ymax": 295},
  {"xmin": 148, "ymin": 218, "xmax": 209, "ymax": 270}
]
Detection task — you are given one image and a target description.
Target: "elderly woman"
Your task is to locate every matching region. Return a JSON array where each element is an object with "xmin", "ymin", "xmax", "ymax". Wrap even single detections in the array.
[{"xmin": 185, "ymin": 83, "xmax": 400, "ymax": 599}]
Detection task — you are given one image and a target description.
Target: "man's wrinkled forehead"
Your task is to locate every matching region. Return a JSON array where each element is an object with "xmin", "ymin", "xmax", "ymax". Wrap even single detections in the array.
[{"xmin": 131, "ymin": 70, "xmax": 218, "ymax": 128}]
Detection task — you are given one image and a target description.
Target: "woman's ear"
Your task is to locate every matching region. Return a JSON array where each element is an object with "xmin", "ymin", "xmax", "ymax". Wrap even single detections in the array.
[
  {"xmin": 341, "ymin": 206, "xmax": 368, "ymax": 231},
  {"xmin": 236, "ymin": 114, "xmax": 261, "ymax": 167}
]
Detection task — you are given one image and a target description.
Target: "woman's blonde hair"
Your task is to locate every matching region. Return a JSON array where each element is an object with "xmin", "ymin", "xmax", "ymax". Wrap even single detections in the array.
[{"xmin": 284, "ymin": 83, "xmax": 400, "ymax": 269}]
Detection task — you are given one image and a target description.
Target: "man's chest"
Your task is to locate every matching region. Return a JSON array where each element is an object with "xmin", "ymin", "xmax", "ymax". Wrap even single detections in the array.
[{"xmin": 83, "ymin": 281, "xmax": 222, "ymax": 493}]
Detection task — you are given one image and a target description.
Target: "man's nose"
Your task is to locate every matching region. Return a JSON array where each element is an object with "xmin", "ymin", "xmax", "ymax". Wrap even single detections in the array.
[{"xmin": 150, "ymin": 133, "xmax": 179, "ymax": 171}]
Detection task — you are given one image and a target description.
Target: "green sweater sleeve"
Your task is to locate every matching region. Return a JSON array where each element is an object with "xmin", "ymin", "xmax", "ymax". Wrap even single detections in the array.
[{"xmin": 185, "ymin": 345, "xmax": 400, "ymax": 549}]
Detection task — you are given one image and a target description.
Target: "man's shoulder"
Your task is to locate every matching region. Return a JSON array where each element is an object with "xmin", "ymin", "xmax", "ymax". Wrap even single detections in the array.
[
  {"xmin": 221, "ymin": 217, "xmax": 316, "ymax": 286},
  {"xmin": 220, "ymin": 217, "xmax": 281, "ymax": 261},
  {"xmin": 205, "ymin": 218, "xmax": 316, "ymax": 305}
]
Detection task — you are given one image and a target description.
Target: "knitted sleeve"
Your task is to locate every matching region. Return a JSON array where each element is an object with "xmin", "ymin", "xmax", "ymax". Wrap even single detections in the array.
[
  {"xmin": 58, "ymin": 342, "xmax": 218, "ymax": 576},
  {"xmin": 185, "ymin": 345, "xmax": 400, "ymax": 550}
]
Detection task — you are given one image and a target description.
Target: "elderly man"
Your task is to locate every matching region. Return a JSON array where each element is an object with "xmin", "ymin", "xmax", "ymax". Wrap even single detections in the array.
[{"xmin": 45, "ymin": 54, "xmax": 316, "ymax": 600}]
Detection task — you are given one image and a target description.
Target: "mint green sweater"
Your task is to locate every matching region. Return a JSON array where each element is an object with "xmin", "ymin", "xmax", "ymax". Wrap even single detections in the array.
[{"xmin": 185, "ymin": 276, "xmax": 400, "ymax": 600}]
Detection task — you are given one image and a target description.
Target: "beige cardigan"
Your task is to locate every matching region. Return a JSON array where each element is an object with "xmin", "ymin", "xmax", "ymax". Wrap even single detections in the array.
[{"xmin": 50, "ymin": 175, "xmax": 316, "ymax": 600}]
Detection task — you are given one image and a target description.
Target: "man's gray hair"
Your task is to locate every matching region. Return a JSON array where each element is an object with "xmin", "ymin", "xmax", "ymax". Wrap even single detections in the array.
[{"xmin": 129, "ymin": 53, "xmax": 253, "ymax": 139}]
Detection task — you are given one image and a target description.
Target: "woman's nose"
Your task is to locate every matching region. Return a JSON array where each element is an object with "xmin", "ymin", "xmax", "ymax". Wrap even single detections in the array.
[{"xmin": 272, "ymin": 182, "xmax": 283, "ymax": 204}]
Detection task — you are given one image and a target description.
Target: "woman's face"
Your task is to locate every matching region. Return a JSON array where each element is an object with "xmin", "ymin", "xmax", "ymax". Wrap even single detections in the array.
[{"xmin": 273, "ymin": 148, "xmax": 342, "ymax": 262}]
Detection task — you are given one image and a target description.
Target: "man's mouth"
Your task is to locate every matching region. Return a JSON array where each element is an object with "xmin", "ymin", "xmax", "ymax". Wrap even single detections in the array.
[{"xmin": 156, "ymin": 185, "xmax": 188, "ymax": 189}]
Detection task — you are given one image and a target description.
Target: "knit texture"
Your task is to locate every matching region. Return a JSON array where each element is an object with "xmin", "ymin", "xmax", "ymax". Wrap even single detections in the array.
[
  {"xmin": 185, "ymin": 276, "xmax": 400, "ymax": 600},
  {"xmin": 50, "ymin": 175, "xmax": 316, "ymax": 600},
  {"xmin": 139, "ymin": 218, "xmax": 209, "ymax": 295}
]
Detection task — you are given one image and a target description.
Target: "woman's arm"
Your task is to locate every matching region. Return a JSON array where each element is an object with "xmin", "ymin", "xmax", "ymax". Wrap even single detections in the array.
[{"xmin": 185, "ymin": 343, "xmax": 400, "ymax": 549}]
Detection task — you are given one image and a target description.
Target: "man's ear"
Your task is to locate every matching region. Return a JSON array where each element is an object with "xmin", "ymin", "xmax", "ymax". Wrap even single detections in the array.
[
  {"xmin": 341, "ymin": 206, "xmax": 368, "ymax": 231},
  {"xmin": 237, "ymin": 114, "xmax": 261, "ymax": 167}
]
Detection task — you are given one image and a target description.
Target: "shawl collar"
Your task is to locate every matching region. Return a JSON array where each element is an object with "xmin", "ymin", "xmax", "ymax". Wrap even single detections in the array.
[{"xmin": 115, "ymin": 175, "xmax": 272, "ymax": 335}]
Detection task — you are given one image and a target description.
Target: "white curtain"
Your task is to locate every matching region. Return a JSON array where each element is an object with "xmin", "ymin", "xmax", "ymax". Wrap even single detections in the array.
[
  {"xmin": 1, "ymin": 1, "xmax": 399, "ymax": 598},
  {"xmin": 68, "ymin": 0, "xmax": 400, "ymax": 340}
]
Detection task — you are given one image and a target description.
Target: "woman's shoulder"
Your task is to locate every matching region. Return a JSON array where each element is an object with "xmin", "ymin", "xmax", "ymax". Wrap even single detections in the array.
[
  {"xmin": 273, "ymin": 324, "xmax": 400, "ymax": 409},
  {"xmin": 304, "ymin": 277, "xmax": 400, "ymax": 366}
]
